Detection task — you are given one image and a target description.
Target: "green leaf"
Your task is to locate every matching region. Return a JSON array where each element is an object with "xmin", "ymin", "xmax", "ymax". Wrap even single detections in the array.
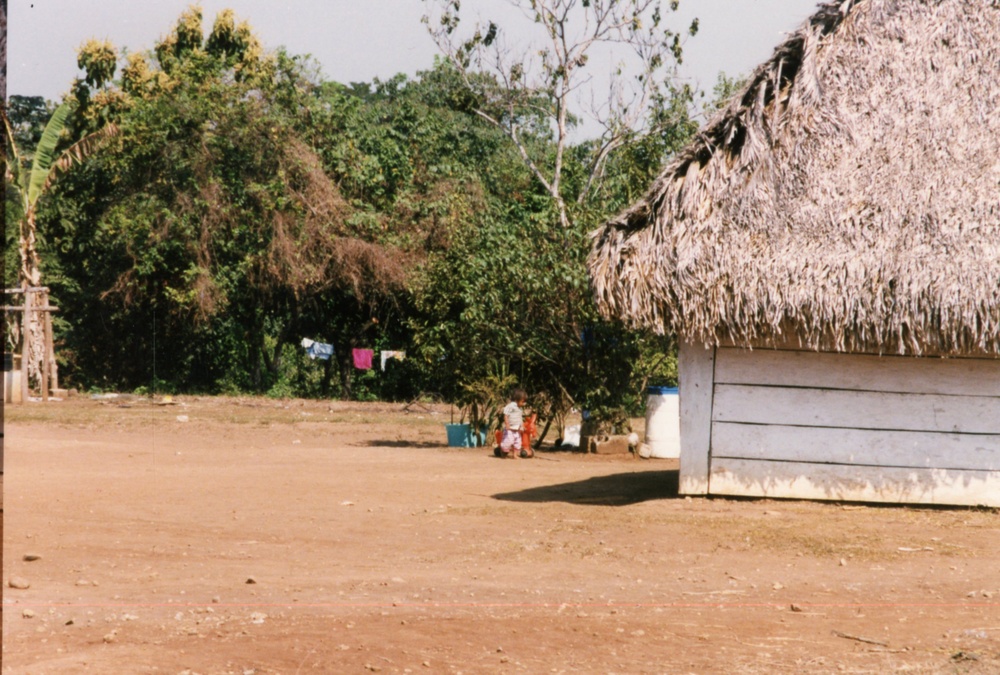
[{"xmin": 27, "ymin": 102, "xmax": 74, "ymax": 207}]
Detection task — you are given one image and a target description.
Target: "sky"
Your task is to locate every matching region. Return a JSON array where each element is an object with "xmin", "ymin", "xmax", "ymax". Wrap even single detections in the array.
[{"xmin": 8, "ymin": 0, "xmax": 820, "ymax": 103}]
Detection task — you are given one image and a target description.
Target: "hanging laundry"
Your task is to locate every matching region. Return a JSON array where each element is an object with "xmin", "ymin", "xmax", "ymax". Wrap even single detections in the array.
[
  {"xmin": 380, "ymin": 350, "xmax": 407, "ymax": 371},
  {"xmin": 300, "ymin": 338, "xmax": 334, "ymax": 361},
  {"xmin": 352, "ymin": 348, "xmax": 374, "ymax": 370}
]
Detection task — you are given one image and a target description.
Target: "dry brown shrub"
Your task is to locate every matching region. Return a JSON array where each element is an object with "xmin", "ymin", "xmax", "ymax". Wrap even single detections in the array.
[
  {"xmin": 104, "ymin": 126, "xmax": 414, "ymax": 319},
  {"xmin": 257, "ymin": 138, "xmax": 410, "ymax": 304}
]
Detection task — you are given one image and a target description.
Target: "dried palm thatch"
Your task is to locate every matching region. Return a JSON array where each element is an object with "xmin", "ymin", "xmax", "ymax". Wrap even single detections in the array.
[{"xmin": 589, "ymin": 0, "xmax": 1000, "ymax": 355}]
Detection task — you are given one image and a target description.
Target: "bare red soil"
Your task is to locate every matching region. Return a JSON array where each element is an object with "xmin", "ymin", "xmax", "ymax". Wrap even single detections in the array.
[{"xmin": 3, "ymin": 397, "xmax": 999, "ymax": 673}]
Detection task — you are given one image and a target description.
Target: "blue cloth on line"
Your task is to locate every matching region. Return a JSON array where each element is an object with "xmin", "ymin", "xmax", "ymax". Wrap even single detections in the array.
[{"xmin": 300, "ymin": 338, "xmax": 335, "ymax": 361}]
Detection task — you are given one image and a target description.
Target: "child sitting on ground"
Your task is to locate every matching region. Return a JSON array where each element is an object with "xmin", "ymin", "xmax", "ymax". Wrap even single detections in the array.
[{"xmin": 496, "ymin": 388, "xmax": 532, "ymax": 458}]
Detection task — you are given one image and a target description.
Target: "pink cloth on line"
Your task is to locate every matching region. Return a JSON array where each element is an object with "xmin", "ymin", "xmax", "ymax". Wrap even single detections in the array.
[{"xmin": 352, "ymin": 348, "xmax": 374, "ymax": 370}]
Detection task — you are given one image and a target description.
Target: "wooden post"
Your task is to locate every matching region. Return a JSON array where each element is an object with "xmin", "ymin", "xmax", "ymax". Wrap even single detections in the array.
[
  {"xmin": 41, "ymin": 291, "xmax": 51, "ymax": 401},
  {"xmin": 46, "ymin": 298, "xmax": 58, "ymax": 392},
  {"xmin": 4, "ymin": 286, "xmax": 60, "ymax": 401},
  {"xmin": 20, "ymin": 289, "xmax": 31, "ymax": 404},
  {"xmin": 678, "ymin": 340, "xmax": 717, "ymax": 496}
]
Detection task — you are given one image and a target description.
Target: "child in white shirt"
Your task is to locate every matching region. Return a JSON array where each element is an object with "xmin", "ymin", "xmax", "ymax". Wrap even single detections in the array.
[{"xmin": 498, "ymin": 388, "xmax": 528, "ymax": 458}]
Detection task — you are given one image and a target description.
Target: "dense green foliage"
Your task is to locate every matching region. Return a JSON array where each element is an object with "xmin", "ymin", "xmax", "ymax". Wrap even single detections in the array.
[{"xmin": 6, "ymin": 7, "xmax": 699, "ymax": 429}]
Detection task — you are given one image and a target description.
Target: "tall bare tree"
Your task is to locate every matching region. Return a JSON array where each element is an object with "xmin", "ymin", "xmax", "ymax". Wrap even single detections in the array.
[{"xmin": 423, "ymin": 0, "xmax": 698, "ymax": 229}]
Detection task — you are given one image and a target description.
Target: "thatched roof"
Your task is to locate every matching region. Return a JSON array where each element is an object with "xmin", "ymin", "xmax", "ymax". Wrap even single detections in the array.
[{"xmin": 588, "ymin": 0, "xmax": 1000, "ymax": 355}]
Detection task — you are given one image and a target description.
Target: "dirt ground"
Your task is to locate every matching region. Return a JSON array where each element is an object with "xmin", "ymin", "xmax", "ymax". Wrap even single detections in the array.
[{"xmin": 2, "ymin": 396, "xmax": 999, "ymax": 674}]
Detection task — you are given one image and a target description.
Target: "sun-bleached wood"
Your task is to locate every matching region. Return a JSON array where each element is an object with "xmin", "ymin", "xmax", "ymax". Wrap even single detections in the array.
[
  {"xmin": 714, "ymin": 347, "xmax": 1000, "ymax": 396},
  {"xmin": 712, "ymin": 385, "xmax": 1000, "ymax": 435},
  {"xmin": 41, "ymin": 293, "xmax": 52, "ymax": 401},
  {"xmin": 709, "ymin": 458, "xmax": 1000, "ymax": 507},
  {"xmin": 712, "ymin": 422, "xmax": 1000, "ymax": 471},
  {"xmin": 679, "ymin": 346, "xmax": 1000, "ymax": 504},
  {"xmin": 678, "ymin": 341, "xmax": 715, "ymax": 495},
  {"xmin": 20, "ymin": 292, "xmax": 30, "ymax": 404}
]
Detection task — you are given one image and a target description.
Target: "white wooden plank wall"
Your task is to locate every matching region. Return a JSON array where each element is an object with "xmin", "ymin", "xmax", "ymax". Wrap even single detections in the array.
[
  {"xmin": 712, "ymin": 423, "xmax": 1000, "ymax": 471},
  {"xmin": 678, "ymin": 342, "xmax": 716, "ymax": 495},
  {"xmin": 715, "ymin": 348, "xmax": 1000, "ymax": 396},
  {"xmin": 709, "ymin": 459, "xmax": 1000, "ymax": 507},
  {"xmin": 712, "ymin": 385, "xmax": 1000, "ymax": 434},
  {"xmin": 706, "ymin": 348, "xmax": 1000, "ymax": 506}
]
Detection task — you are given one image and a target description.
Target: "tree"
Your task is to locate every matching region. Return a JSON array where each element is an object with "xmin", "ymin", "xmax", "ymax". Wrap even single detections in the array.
[
  {"xmin": 417, "ymin": 4, "xmax": 697, "ymax": 432},
  {"xmin": 3, "ymin": 98, "xmax": 118, "ymax": 393},
  {"xmin": 4, "ymin": 102, "xmax": 118, "ymax": 288},
  {"xmin": 13, "ymin": 4, "xmax": 688, "ymax": 414},
  {"xmin": 704, "ymin": 71, "xmax": 747, "ymax": 115},
  {"xmin": 38, "ymin": 7, "xmax": 412, "ymax": 395},
  {"xmin": 277, "ymin": 61, "xmax": 561, "ymax": 400},
  {"xmin": 423, "ymin": 0, "xmax": 698, "ymax": 229},
  {"xmin": 413, "ymin": 193, "xmax": 677, "ymax": 440},
  {"xmin": 5, "ymin": 96, "xmax": 53, "ymax": 154},
  {"xmin": 3, "ymin": 97, "xmax": 45, "ymax": 289}
]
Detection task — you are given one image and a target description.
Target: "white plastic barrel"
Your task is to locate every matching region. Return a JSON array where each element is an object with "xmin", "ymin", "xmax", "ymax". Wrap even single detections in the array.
[
  {"xmin": 644, "ymin": 386, "xmax": 680, "ymax": 459},
  {"xmin": 5, "ymin": 370, "xmax": 22, "ymax": 404}
]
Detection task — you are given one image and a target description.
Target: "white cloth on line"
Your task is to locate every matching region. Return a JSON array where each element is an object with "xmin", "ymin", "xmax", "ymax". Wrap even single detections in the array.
[{"xmin": 380, "ymin": 350, "xmax": 406, "ymax": 371}]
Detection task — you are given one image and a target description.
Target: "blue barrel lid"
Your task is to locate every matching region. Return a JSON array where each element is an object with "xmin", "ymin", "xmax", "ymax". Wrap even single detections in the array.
[{"xmin": 647, "ymin": 385, "xmax": 678, "ymax": 395}]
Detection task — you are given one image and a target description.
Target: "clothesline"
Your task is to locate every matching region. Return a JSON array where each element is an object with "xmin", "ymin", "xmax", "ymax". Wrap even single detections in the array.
[
  {"xmin": 299, "ymin": 339, "xmax": 405, "ymax": 371},
  {"xmin": 353, "ymin": 348, "xmax": 408, "ymax": 371}
]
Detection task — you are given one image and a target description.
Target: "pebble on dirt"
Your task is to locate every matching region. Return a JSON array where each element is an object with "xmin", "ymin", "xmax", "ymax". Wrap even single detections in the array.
[
  {"xmin": 8, "ymin": 576, "xmax": 30, "ymax": 589},
  {"xmin": 23, "ymin": 553, "xmax": 42, "ymax": 562},
  {"xmin": 22, "ymin": 609, "xmax": 36, "ymax": 619}
]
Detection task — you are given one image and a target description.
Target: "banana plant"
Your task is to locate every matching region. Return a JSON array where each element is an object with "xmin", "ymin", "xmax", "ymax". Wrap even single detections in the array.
[{"xmin": 4, "ymin": 102, "xmax": 119, "ymax": 288}]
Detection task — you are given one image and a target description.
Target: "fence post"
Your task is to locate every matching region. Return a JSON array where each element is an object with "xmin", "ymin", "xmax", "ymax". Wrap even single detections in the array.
[
  {"xmin": 21, "ymin": 289, "xmax": 31, "ymax": 403},
  {"xmin": 41, "ymin": 290, "xmax": 51, "ymax": 400}
]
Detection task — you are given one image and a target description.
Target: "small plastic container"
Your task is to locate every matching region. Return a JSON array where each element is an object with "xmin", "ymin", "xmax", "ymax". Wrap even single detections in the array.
[
  {"xmin": 445, "ymin": 423, "xmax": 473, "ymax": 447},
  {"xmin": 445, "ymin": 423, "xmax": 484, "ymax": 447}
]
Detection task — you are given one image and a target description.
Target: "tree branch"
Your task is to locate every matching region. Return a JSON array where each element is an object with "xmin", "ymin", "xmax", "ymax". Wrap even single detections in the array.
[{"xmin": 422, "ymin": 0, "xmax": 692, "ymax": 230}]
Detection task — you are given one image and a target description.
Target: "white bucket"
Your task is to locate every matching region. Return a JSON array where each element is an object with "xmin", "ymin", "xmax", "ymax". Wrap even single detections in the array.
[
  {"xmin": 5, "ymin": 370, "xmax": 22, "ymax": 404},
  {"xmin": 644, "ymin": 386, "xmax": 680, "ymax": 459}
]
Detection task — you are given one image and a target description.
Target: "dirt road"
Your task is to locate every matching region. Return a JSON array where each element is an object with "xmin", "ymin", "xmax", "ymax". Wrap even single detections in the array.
[{"xmin": 3, "ymin": 397, "xmax": 999, "ymax": 673}]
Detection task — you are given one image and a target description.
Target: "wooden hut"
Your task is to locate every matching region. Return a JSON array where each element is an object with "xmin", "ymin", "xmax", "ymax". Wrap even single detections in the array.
[{"xmin": 588, "ymin": 0, "xmax": 1000, "ymax": 506}]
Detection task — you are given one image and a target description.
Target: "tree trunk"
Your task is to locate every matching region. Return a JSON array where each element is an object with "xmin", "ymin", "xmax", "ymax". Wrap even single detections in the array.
[
  {"xmin": 339, "ymin": 344, "xmax": 354, "ymax": 401},
  {"xmin": 320, "ymin": 357, "xmax": 333, "ymax": 397},
  {"xmin": 20, "ymin": 210, "xmax": 42, "ymax": 288}
]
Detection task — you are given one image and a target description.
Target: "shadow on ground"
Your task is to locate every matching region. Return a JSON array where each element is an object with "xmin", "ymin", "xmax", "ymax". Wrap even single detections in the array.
[
  {"xmin": 363, "ymin": 440, "xmax": 445, "ymax": 449},
  {"xmin": 493, "ymin": 470, "xmax": 679, "ymax": 506}
]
